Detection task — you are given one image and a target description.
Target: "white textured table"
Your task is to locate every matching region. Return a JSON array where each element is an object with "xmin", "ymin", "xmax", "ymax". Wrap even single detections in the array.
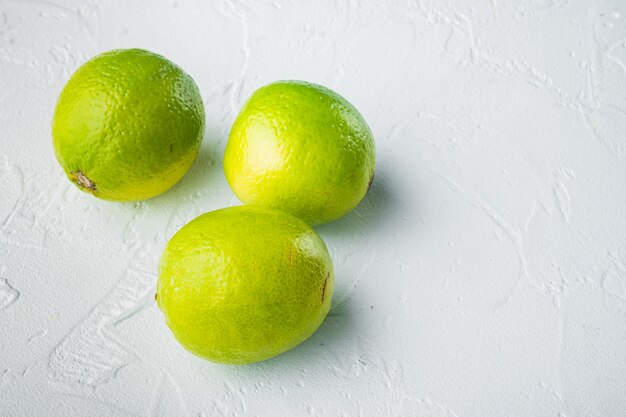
[{"xmin": 2, "ymin": 1, "xmax": 626, "ymax": 416}]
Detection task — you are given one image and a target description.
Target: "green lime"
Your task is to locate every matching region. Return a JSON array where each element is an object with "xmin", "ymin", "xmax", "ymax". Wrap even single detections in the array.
[
  {"xmin": 52, "ymin": 48, "xmax": 205, "ymax": 201},
  {"xmin": 224, "ymin": 80, "xmax": 375, "ymax": 225},
  {"xmin": 156, "ymin": 205, "xmax": 334, "ymax": 364}
]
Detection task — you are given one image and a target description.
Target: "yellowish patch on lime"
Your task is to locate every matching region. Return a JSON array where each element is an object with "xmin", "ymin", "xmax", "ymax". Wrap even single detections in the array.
[
  {"xmin": 157, "ymin": 205, "xmax": 334, "ymax": 364},
  {"xmin": 224, "ymin": 80, "xmax": 375, "ymax": 225},
  {"xmin": 52, "ymin": 48, "xmax": 205, "ymax": 201}
]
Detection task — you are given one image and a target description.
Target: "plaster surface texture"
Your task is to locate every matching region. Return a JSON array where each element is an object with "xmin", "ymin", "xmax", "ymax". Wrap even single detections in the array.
[{"xmin": 1, "ymin": 0, "xmax": 626, "ymax": 416}]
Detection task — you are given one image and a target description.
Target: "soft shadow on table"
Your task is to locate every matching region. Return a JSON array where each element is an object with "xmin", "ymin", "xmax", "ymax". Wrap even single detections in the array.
[
  {"xmin": 315, "ymin": 165, "xmax": 397, "ymax": 238},
  {"xmin": 282, "ymin": 296, "xmax": 357, "ymax": 359},
  {"xmin": 139, "ymin": 130, "xmax": 228, "ymax": 209},
  {"xmin": 314, "ymin": 164, "xmax": 402, "ymax": 311},
  {"xmin": 216, "ymin": 296, "xmax": 358, "ymax": 377}
]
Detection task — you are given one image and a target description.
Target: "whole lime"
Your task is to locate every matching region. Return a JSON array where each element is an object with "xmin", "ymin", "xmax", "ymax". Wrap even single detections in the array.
[
  {"xmin": 52, "ymin": 48, "xmax": 205, "ymax": 201},
  {"xmin": 224, "ymin": 80, "xmax": 375, "ymax": 225},
  {"xmin": 156, "ymin": 205, "xmax": 334, "ymax": 364}
]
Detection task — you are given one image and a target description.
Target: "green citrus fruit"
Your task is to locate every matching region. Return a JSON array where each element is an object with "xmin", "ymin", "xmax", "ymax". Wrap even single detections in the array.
[
  {"xmin": 52, "ymin": 48, "xmax": 205, "ymax": 201},
  {"xmin": 224, "ymin": 80, "xmax": 375, "ymax": 225},
  {"xmin": 156, "ymin": 205, "xmax": 334, "ymax": 364}
]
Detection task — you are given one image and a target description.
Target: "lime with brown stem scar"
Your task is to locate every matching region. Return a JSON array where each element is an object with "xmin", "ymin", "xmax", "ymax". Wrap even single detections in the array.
[{"xmin": 52, "ymin": 48, "xmax": 205, "ymax": 201}]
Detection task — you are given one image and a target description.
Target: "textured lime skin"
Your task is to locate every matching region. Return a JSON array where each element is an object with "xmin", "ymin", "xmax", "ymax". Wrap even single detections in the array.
[
  {"xmin": 52, "ymin": 49, "xmax": 205, "ymax": 201},
  {"xmin": 157, "ymin": 206, "xmax": 334, "ymax": 364},
  {"xmin": 224, "ymin": 80, "xmax": 375, "ymax": 225}
]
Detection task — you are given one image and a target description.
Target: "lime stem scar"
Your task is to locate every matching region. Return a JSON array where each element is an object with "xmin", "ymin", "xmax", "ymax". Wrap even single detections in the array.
[{"xmin": 70, "ymin": 170, "xmax": 96, "ymax": 191}]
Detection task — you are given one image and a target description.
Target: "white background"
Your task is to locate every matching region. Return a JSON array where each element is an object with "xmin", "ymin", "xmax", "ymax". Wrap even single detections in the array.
[{"xmin": 1, "ymin": 0, "xmax": 626, "ymax": 416}]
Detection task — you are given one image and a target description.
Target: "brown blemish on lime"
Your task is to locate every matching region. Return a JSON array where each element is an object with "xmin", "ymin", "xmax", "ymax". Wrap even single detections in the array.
[
  {"xmin": 154, "ymin": 293, "xmax": 158, "ymax": 301},
  {"xmin": 367, "ymin": 173, "xmax": 374, "ymax": 192},
  {"xmin": 70, "ymin": 170, "xmax": 96, "ymax": 192},
  {"xmin": 321, "ymin": 272, "xmax": 329, "ymax": 303}
]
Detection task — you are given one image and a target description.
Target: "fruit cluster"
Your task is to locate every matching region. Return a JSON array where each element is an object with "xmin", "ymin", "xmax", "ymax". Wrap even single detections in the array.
[{"xmin": 52, "ymin": 49, "xmax": 375, "ymax": 364}]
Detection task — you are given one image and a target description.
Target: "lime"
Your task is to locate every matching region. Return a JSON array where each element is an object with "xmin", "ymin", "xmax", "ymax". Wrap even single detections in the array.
[
  {"xmin": 156, "ymin": 205, "xmax": 334, "ymax": 364},
  {"xmin": 52, "ymin": 48, "xmax": 205, "ymax": 201},
  {"xmin": 224, "ymin": 80, "xmax": 375, "ymax": 225}
]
